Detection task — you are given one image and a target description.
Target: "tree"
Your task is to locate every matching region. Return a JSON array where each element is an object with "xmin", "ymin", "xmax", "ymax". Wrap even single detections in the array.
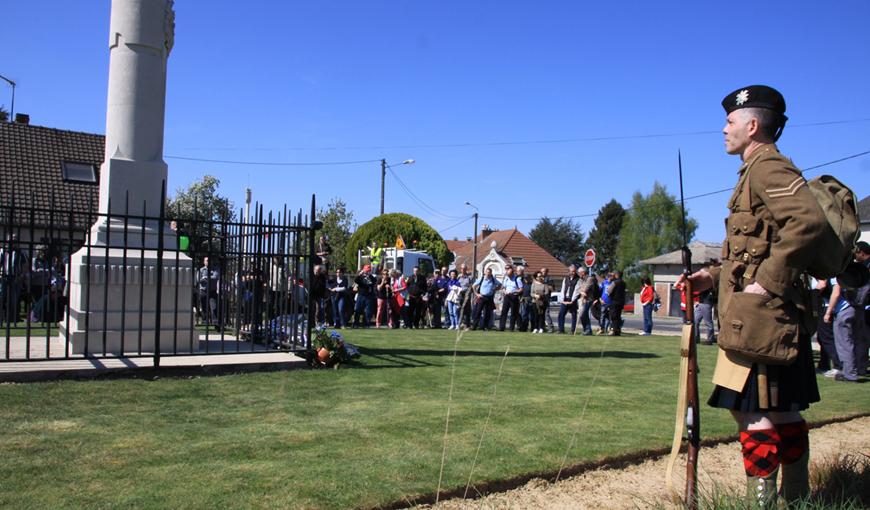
[
  {"xmin": 345, "ymin": 213, "xmax": 452, "ymax": 270},
  {"xmin": 586, "ymin": 199, "xmax": 625, "ymax": 275},
  {"xmin": 616, "ymin": 181, "xmax": 698, "ymax": 291},
  {"xmin": 0, "ymin": 106, "xmax": 8, "ymax": 122},
  {"xmin": 166, "ymin": 175, "xmax": 236, "ymax": 257},
  {"xmin": 529, "ymin": 217, "xmax": 585, "ymax": 266},
  {"xmin": 317, "ymin": 198, "xmax": 357, "ymax": 271}
]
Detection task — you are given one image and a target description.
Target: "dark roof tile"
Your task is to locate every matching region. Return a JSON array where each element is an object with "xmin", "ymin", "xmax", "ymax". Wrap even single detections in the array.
[{"xmin": 0, "ymin": 122, "xmax": 103, "ymax": 229}]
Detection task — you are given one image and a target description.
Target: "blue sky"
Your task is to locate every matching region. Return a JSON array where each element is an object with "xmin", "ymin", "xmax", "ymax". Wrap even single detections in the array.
[{"xmin": 3, "ymin": 1, "xmax": 869, "ymax": 246}]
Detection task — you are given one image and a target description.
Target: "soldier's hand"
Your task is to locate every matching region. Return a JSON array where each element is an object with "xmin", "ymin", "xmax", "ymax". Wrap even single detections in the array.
[
  {"xmin": 685, "ymin": 269, "xmax": 714, "ymax": 293},
  {"xmin": 743, "ymin": 281, "xmax": 771, "ymax": 297}
]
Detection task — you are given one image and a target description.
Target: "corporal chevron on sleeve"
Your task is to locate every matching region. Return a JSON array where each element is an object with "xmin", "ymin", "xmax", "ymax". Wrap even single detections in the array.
[{"xmin": 765, "ymin": 177, "xmax": 804, "ymax": 198}]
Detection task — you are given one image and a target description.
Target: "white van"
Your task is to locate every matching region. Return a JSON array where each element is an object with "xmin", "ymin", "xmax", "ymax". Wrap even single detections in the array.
[{"xmin": 358, "ymin": 247, "xmax": 437, "ymax": 278}]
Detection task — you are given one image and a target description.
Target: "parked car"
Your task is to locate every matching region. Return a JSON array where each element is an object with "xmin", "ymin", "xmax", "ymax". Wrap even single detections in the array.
[{"xmin": 549, "ymin": 291, "xmax": 564, "ymax": 311}]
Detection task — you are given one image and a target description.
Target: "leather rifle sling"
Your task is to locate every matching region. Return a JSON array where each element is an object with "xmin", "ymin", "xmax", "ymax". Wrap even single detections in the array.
[{"xmin": 665, "ymin": 322, "xmax": 693, "ymax": 499}]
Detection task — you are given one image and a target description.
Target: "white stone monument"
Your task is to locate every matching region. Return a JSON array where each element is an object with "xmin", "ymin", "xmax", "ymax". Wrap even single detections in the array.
[{"xmin": 61, "ymin": 0, "xmax": 194, "ymax": 355}]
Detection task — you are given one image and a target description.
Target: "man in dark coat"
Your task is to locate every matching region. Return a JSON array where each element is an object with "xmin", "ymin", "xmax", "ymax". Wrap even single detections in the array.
[
  {"xmin": 607, "ymin": 271, "xmax": 626, "ymax": 336},
  {"xmin": 406, "ymin": 266, "xmax": 428, "ymax": 328}
]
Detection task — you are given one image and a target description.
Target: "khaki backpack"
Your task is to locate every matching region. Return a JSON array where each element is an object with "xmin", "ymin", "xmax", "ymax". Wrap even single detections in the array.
[{"xmin": 805, "ymin": 175, "xmax": 860, "ymax": 279}]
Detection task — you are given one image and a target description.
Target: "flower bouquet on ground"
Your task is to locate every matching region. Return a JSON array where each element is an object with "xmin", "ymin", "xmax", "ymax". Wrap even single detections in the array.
[{"xmin": 311, "ymin": 327, "xmax": 360, "ymax": 368}]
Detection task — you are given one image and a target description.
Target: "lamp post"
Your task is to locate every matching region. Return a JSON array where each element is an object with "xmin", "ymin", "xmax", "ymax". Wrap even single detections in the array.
[
  {"xmin": 0, "ymin": 74, "xmax": 15, "ymax": 121},
  {"xmin": 465, "ymin": 201, "xmax": 479, "ymax": 279},
  {"xmin": 380, "ymin": 158, "xmax": 415, "ymax": 215}
]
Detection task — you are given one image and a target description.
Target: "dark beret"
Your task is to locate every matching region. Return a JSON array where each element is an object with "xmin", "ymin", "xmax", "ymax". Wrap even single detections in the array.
[{"xmin": 721, "ymin": 85, "xmax": 787, "ymax": 121}]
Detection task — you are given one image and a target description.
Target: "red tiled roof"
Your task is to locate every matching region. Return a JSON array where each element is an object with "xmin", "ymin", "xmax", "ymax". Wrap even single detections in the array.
[
  {"xmin": 445, "ymin": 239, "xmax": 469, "ymax": 252},
  {"xmin": 452, "ymin": 228, "xmax": 569, "ymax": 277},
  {"xmin": 0, "ymin": 122, "xmax": 103, "ymax": 229}
]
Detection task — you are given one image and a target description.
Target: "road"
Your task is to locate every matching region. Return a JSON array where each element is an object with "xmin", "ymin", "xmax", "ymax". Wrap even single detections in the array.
[
  {"xmin": 537, "ymin": 306, "xmax": 687, "ymax": 336},
  {"xmin": 621, "ymin": 313, "xmax": 685, "ymax": 336}
]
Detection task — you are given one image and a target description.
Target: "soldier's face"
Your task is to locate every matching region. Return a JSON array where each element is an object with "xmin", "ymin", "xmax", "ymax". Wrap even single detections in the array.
[{"xmin": 723, "ymin": 110, "xmax": 752, "ymax": 155}]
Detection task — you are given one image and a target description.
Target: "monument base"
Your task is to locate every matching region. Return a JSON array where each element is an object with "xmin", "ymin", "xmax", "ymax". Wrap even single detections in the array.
[{"xmin": 62, "ymin": 243, "xmax": 195, "ymax": 356}]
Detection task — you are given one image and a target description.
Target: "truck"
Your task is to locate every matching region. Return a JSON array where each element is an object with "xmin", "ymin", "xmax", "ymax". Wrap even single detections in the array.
[{"xmin": 357, "ymin": 247, "xmax": 437, "ymax": 277}]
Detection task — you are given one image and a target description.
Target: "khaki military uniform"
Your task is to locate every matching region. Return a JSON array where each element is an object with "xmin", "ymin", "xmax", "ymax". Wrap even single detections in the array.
[{"xmin": 710, "ymin": 144, "xmax": 827, "ymax": 403}]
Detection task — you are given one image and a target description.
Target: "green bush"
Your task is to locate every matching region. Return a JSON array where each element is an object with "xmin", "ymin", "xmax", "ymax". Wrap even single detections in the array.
[{"xmin": 345, "ymin": 213, "xmax": 453, "ymax": 270}]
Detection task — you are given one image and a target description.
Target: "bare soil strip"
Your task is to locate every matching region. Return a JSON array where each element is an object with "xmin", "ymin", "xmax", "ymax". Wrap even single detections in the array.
[{"xmin": 409, "ymin": 415, "xmax": 870, "ymax": 510}]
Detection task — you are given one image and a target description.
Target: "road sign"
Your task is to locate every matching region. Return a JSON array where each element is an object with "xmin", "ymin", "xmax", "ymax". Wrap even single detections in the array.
[{"xmin": 584, "ymin": 248, "xmax": 596, "ymax": 268}]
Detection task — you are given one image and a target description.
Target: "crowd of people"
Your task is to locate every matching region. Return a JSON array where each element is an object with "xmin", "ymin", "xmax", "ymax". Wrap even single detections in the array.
[
  {"xmin": 195, "ymin": 255, "xmax": 308, "ymax": 331},
  {"xmin": 0, "ymin": 235, "xmax": 67, "ymax": 326},
  {"xmin": 309, "ymin": 261, "xmax": 632, "ymax": 335},
  {"xmin": 311, "ymin": 263, "xmax": 473, "ymax": 330}
]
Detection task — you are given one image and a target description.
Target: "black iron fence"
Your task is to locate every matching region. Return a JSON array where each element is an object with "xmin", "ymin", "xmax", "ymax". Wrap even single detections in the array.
[{"xmin": 0, "ymin": 186, "xmax": 317, "ymax": 363}]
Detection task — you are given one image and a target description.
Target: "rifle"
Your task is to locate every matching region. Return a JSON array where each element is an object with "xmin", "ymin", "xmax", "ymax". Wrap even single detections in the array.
[{"xmin": 665, "ymin": 150, "xmax": 700, "ymax": 509}]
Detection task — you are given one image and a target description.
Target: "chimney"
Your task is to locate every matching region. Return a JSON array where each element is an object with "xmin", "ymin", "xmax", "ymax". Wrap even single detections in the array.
[
  {"xmin": 14, "ymin": 113, "xmax": 29, "ymax": 124},
  {"xmin": 481, "ymin": 224, "xmax": 494, "ymax": 239}
]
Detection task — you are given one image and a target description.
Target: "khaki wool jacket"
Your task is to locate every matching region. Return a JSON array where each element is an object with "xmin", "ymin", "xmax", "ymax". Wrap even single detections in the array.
[{"xmin": 710, "ymin": 143, "xmax": 828, "ymax": 391}]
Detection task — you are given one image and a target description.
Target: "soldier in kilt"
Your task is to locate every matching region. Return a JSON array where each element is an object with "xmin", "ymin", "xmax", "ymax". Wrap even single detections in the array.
[{"xmin": 684, "ymin": 85, "xmax": 828, "ymax": 507}]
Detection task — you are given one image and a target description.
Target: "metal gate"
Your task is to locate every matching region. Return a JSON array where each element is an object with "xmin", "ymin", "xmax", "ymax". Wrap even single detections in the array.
[{"xmin": 0, "ymin": 184, "xmax": 317, "ymax": 364}]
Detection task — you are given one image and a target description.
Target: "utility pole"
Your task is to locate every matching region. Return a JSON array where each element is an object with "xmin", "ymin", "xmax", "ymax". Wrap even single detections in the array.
[
  {"xmin": 379, "ymin": 158, "xmax": 387, "ymax": 215},
  {"xmin": 471, "ymin": 212, "xmax": 479, "ymax": 279},
  {"xmin": 465, "ymin": 201, "xmax": 480, "ymax": 279}
]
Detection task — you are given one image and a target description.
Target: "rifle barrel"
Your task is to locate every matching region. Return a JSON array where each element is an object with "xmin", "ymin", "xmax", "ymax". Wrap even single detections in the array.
[
  {"xmin": 679, "ymin": 149, "xmax": 700, "ymax": 510},
  {"xmin": 684, "ymin": 276, "xmax": 700, "ymax": 510}
]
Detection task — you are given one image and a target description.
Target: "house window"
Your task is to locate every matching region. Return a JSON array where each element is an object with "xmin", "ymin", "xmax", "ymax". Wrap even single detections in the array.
[
  {"xmin": 510, "ymin": 256, "xmax": 526, "ymax": 266},
  {"xmin": 61, "ymin": 161, "xmax": 97, "ymax": 184}
]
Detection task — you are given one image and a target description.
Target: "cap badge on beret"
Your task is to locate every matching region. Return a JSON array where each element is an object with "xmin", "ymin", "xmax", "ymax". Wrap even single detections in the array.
[{"xmin": 735, "ymin": 89, "xmax": 749, "ymax": 106}]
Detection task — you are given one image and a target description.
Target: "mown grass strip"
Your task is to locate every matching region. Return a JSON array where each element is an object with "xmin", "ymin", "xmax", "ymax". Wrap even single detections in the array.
[{"xmin": 0, "ymin": 330, "xmax": 866, "ymax": 509}]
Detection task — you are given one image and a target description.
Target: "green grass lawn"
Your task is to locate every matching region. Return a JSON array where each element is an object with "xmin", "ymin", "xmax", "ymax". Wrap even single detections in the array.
[
  {"xmin": 3, "ymin": 324, "xmax": 56, "ymax": 337},
  {"xmin": 1, "ymin": 330, "xmax": 867, "ymax": 509}
]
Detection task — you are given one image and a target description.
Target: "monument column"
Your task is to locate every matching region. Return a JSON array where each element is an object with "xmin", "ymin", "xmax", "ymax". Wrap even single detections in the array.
[{"xmin": 61, "ymin": 0, "xmax": 193, "ymax": 355}]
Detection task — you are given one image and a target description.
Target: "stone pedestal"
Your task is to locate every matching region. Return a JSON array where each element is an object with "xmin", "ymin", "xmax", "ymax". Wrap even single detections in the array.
[{"xmin": 61, "ymin": 245, "xmax": 194, "ymax": 355}]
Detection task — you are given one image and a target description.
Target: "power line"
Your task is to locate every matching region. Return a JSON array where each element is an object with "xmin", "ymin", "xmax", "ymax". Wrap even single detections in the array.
[
  {"xmin": 386, "ymin": 165, "xmax": 466, "ymax": 220},
  {"xmin": 804, "ymin": 149, "xmax": 870, "ymax": 171},
  {"xmin": 169, "ymin": 117, "xmax": 870, "ymax": 154},
  {"xmin": 437, "ymin": 215, "xmax": 473, "ymax": 235},
  {"xmin": 477, "ymin": 148, "xmax": 870, "ymax": 222},
  {"xmin": 386, "ymin": 166, "xmax": 444, "ymax": 218},
  {"xmin": 164, "ymin": 155, "xmax": 382, "ymax": 166}
]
